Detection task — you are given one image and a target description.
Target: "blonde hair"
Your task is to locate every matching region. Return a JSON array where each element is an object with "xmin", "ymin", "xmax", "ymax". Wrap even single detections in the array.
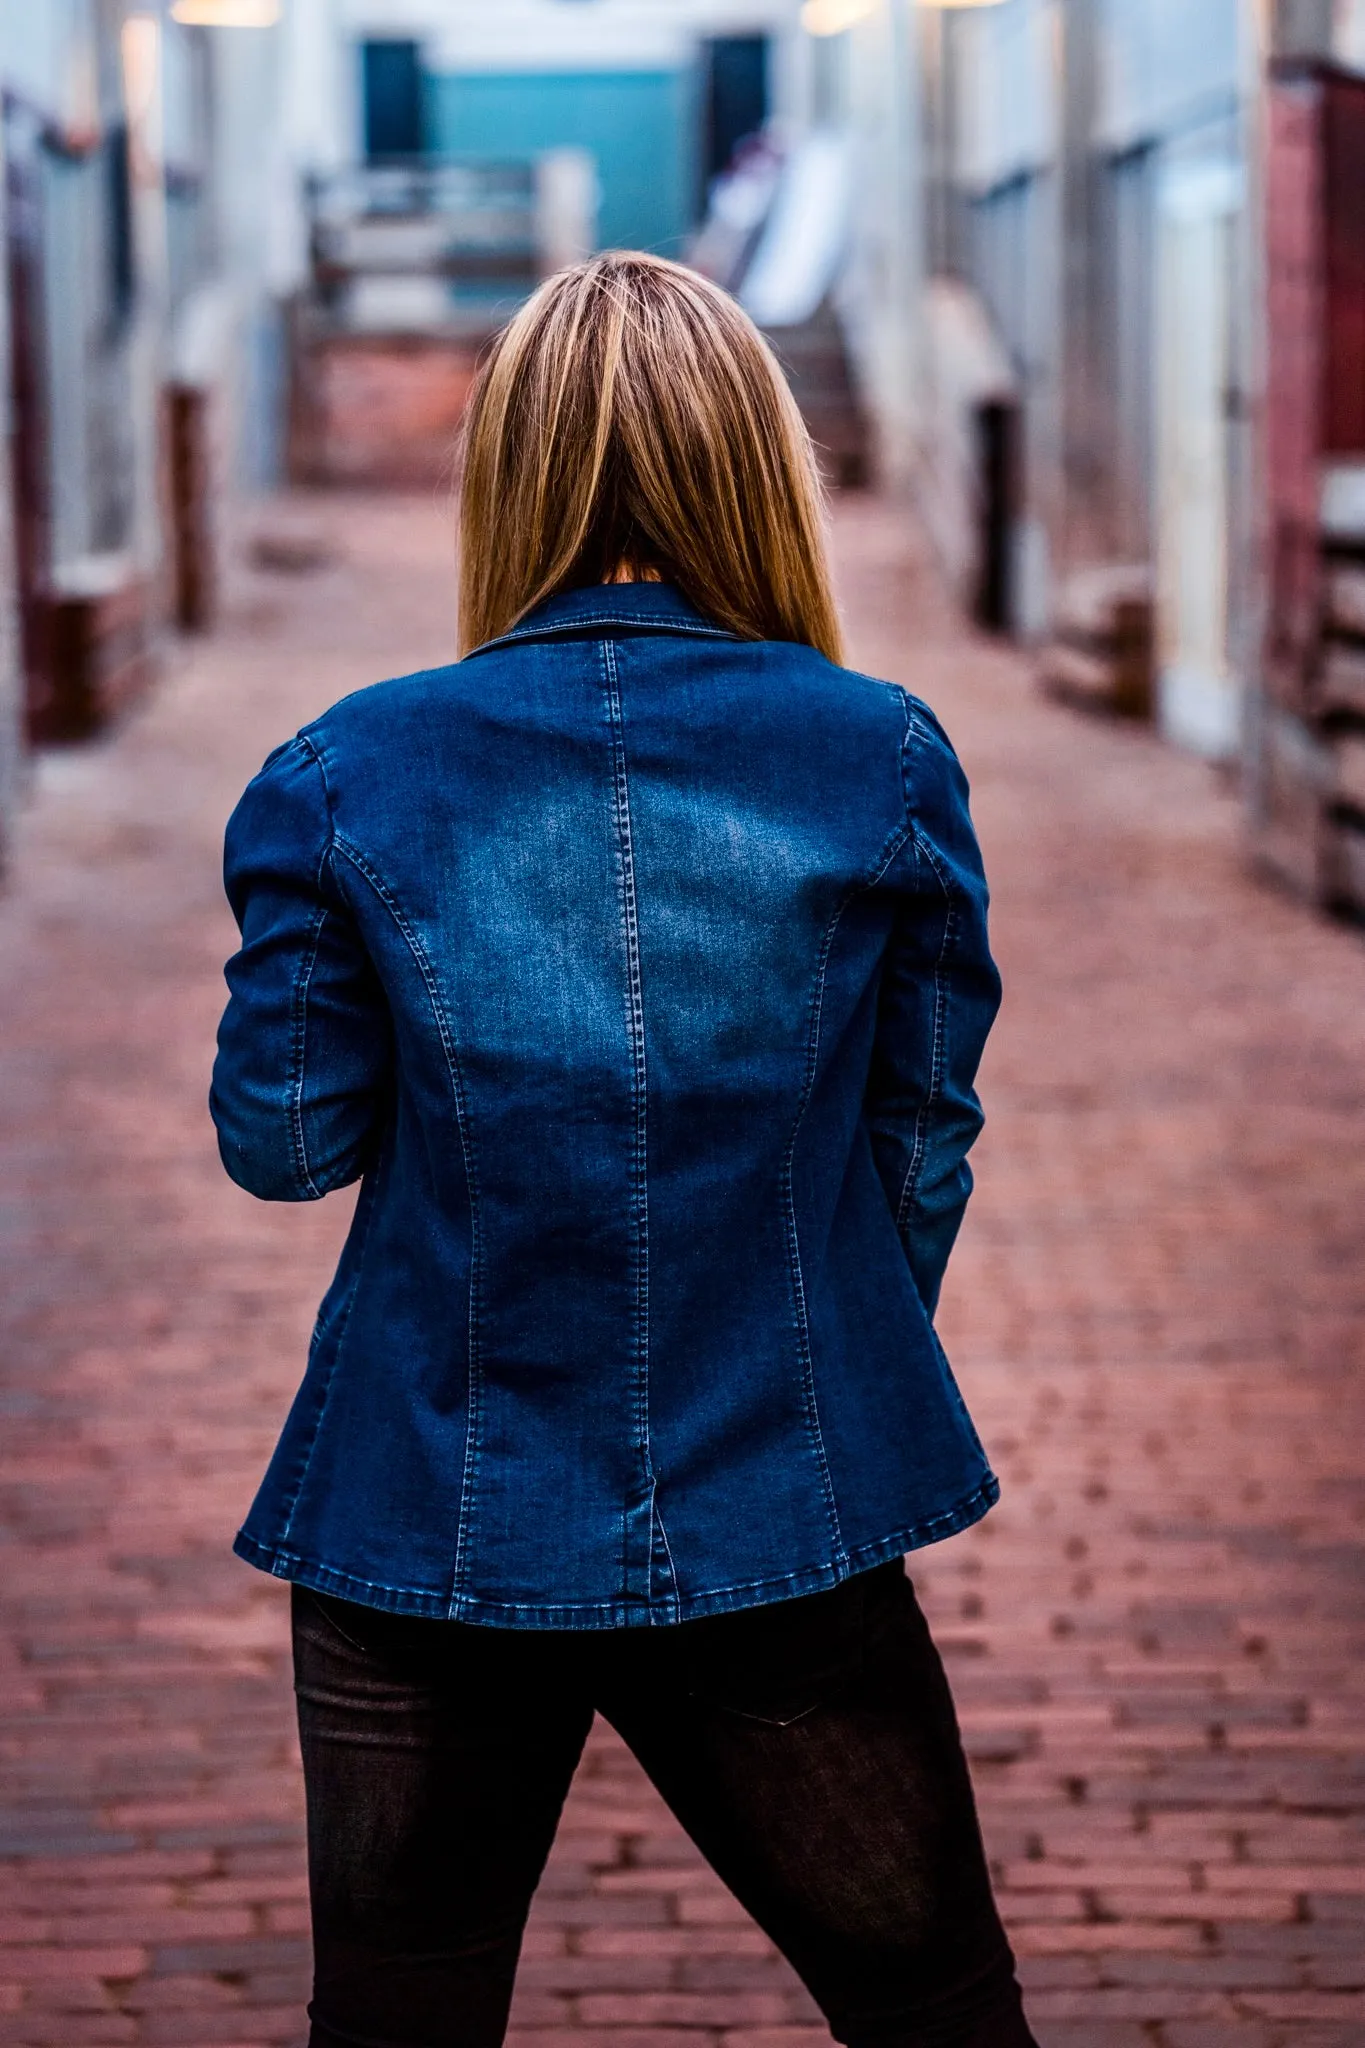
[{"xmin": 456, "ymin": 251, "xmax": 844, "ymax": 664}]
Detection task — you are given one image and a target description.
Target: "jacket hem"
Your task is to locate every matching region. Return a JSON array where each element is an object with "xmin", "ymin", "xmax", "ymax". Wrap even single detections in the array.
[{"xmin": 232, "ymin": 1473, "xmax": 1000, "ymax": 1629}]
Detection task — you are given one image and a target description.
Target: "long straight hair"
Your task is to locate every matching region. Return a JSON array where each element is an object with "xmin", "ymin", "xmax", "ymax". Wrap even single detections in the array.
[{"xmin": 456, "ymin": 252, "xmax": 845, "ymax": 664}]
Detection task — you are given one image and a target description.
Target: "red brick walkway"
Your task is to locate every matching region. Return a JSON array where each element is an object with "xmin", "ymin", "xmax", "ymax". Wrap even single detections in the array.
[{"xmin": 1, "ymin": 495, "xmax": 1362, "ymax": 2048}]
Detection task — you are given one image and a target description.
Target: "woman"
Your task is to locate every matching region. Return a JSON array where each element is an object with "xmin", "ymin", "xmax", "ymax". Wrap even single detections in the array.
[{"xmin": 211, "ymin": 252, "xmax": 1032, "ymax": 2048}]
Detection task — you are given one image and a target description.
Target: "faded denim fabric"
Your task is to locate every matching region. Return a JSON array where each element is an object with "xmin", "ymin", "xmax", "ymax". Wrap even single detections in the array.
[{"xmin": 211, "ymin": 582, "xmax": 1003, "ymax": 1627}]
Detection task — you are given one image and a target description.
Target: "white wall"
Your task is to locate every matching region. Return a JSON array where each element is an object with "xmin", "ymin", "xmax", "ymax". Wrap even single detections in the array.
[
  {"xmin": 0, "ymin": 109, "xmax": 22, "ymax": 861},
  {"xmin": 1097, "ymin": 0, "xmax": 1242, "ymax": 151},
  {"xmin": 954, "ymin": 0, "xmax": 1059, "ymax": 194},
  {"xmin": 1336, "ymin": 0, "xmax": 1365, "ymax": 66},
  {"xmin": 0, "ymin": 0, "xmax": 93, "ymax": 118},
  {"xmin": 836, "ymin": 0, "xmax": 925, "ymax": 489},
  {"xmin": 339, "ymin": 0, "xmax": 794, "ymax": 76}
]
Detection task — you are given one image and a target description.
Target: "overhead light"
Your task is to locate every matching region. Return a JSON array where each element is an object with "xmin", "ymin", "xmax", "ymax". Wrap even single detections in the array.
[
  {"xmin": 801, "ymin": 0, "xmax": 878, "ymax": 34},
  {"xmin": 802, "ymin": 0, "xmax": 1004, "ymax": 22},
  {"xmin": 169, "ymin": 0, "xmax": 280, "ymax": 24},
  {"xmin": 121, "ymin": 13, "xmax": 162, "ymax": 176}
]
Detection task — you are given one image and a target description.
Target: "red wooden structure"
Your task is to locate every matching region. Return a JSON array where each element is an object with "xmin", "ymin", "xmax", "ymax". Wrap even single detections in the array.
[{"xmin": 1257, "ymin": 62, "xmax": 1365, "ymax": 914}]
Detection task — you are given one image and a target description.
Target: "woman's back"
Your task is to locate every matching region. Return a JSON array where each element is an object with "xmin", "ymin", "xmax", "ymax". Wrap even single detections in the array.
[
  {"xmin": 213, "ymin": 579, "xmax": 999, "ymax": 1625},
  {"xmin": 212, "ymin": 250, "xmax": 1037, "ymax": 2048}
]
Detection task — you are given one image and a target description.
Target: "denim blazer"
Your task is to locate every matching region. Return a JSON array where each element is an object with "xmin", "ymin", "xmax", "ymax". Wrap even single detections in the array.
[{"xmin": 212, "ymin": 582, "xmax": 1003, "ymax": 1627}]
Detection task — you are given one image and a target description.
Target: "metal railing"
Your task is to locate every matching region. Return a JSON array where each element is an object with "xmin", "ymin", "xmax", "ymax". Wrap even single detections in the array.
[{"xmin": 301, "ymin": 154, "xmax": 597, "ymax": 335}]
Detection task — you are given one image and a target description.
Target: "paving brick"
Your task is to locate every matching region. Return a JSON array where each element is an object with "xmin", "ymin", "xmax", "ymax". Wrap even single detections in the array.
[
  {"xmin": 1028, "ymin": 1990, "xmax": 1236, "ymax": 2020},
  {"xmin": 506, "ymin": 2034, "xmax": 709, "ymax": 2048},
  {"xmin": 1159, "ymin": 2028, "xmax": 1280, "ymax": 2048},
  {"xmin": 0, "ymin": 1948, "xmax": 146, "ymax": 1981},
  {"xmin": 576, "ymin": 1995, "xmax": 789, "ymax": 2027},
  {"xmin": 1026, "ymin": 2029, "xmax": 1152, "ymax": 2048},
  {"xmin": 718, "ymin": 2033, "xmax": 834, "ymax": 2048},
  {"xmin": 135, "ymin": 2013, "xmax": 302, "ymax": 2045},
  {"xmin": 1026, "ymin": 1921, "xmax": 1212, "ymax": 1960},
  {"xmin": 0, "ymin": 2022, "xmax": 137, "ymax": 2046},
  {"xmin": 1, "ymin": 491, "xmax": 1362, "ymax": 2046},
  {"xmin": 1239, "ymin": 1995, "xmax": 1365, "ymax": 2020}
]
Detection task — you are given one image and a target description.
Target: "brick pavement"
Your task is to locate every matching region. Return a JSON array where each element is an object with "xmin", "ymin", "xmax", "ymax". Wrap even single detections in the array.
[{"xmin": 0, "ymin": 492, "xmax": 1362, "ymax": 2048}]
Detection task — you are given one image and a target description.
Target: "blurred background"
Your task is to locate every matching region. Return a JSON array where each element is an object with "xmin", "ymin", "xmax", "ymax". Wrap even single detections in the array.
[
  {"xmin": 2, "ymin": 8, "xmax": 1365, "ymax": 2048},
  {"xmin": 3, "ymin": 0, "xmax": 1365, "ymax": 916}
]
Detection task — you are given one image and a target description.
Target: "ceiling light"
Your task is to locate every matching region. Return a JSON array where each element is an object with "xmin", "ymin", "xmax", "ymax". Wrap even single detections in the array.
[
  {"xmin": 169, "ymin": 0, "xmax": 280, "ymax": 25},
  {"xmin": 801, "ymin": 0, "xmax": 878, "ymax": 35}
]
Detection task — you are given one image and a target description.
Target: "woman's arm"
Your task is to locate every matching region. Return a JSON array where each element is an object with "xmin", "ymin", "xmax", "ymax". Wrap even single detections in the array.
[
  {"xmin": 865, "ymin": 707, "xmax": 1003, "ymax": 1318},
  {"xmin": 211, "ymin": 735, "xmax": 394, "ymax": 1201}
]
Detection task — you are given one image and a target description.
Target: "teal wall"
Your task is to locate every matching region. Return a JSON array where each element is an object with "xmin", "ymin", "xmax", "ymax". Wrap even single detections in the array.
[{"xmin": 424, "ymin": 70, "xmax": 697, "ymax": 256}]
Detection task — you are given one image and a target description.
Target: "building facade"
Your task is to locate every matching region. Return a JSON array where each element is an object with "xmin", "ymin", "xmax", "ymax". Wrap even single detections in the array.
[
  {"xmin": 787, "ymin": 0, "xmax": 1365, "ymax": 917},
  {"xmin": 914, "ymin": 0, "xmax": 1258, "ymax": 758},
  {"xmin": 0, "ymin": 0, "xmax": 283, "ymax": 846},
  {"xmin": 289, "ymin": 0, "xmax": 798, "ymax": 258}
]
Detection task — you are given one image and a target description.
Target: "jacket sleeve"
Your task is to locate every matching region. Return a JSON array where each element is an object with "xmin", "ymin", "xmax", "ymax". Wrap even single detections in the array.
[
  {"xmin": 865, "ymin": 705, "xmax": 1003, "ymax": 1318},
  {"xmin": 210, "ymin": 735, "xmax": 394, "ymax": 1201}
]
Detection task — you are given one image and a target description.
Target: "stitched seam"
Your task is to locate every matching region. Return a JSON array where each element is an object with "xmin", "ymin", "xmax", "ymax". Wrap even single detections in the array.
[
  {"xmin": 782, "ymin": 813, "xmax": 911, "ymax": 1564},
  {"xmin": 471, "ymin": 617, "xmax": 740, "ymax": 656},
  {"xmin": 893, "ymin": 697, "xmax": 956, "ymax": 1234},
  {"xmin": 287, "ymin": 908, "xmax": 328, "ymax": 1199},
  {"xmin": 652, "ymin": 1492, "xmax": 681, "ymax": 1625},
  {"xmin": 279, "ymin": 736, "xmax": 338, "ymax": 1202},
  {"xmin": 329, "ymin": 836, "xmax": 485, "ymax": 1603},
  {"xmin": 895, "ymin": 825, "xmax": 958, "ymax": 1233},
  {"xmin": 278, "ymin": 1147, "xmax": 386, "ymax": 1545},
  {"xmin": 240, "ymin": 1478, "xmax": 999, "ymax": 1619},
  {"xmin": 601, "ymin": 639, "xmax": 665, "ymax": 1607}
]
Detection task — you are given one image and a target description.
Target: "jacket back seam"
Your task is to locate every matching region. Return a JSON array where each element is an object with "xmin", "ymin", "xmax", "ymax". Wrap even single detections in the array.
[
  {"xmin": 601, "ymin": 640, "xmax": 674, "ymax": 1614},
  {"xmin": 278, "ymin": 1141, "xmax": 388, "ymax": 1547},
  {"xmin": 783, "ymin": 808, "xmax": 913, "ymax": 1564},
  {"xmin": 329, "ymin": 834, "xmax": 486, "ymax": 1604}
]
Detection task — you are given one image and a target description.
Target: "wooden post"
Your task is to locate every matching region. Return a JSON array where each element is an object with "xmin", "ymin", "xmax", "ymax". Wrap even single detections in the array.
[{"xmin": 167, "ymin": 383, "xmax": 216, "ymax": 632}]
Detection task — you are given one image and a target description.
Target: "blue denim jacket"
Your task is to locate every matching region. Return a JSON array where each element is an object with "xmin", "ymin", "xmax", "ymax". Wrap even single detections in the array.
[{"xmin": 212, "ymin": 582, "xmax": 1003, "ymax": 1627}]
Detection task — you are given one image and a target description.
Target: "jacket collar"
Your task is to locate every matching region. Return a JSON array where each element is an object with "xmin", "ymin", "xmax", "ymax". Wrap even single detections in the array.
[{"xmin": 468, "ymin": 581, "xmax": 740, "ymax": 656}]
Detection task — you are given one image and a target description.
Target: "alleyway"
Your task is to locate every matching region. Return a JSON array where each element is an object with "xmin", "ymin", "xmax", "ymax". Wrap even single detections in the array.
[{"xmin": 0, "ymin": 492, "xmax": 1362, "ymax": 2048}]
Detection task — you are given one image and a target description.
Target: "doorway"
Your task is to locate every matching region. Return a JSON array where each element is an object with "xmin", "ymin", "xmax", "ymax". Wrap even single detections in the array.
[
  {"xmin": 702, "ymin": 36, "xmax": 769, "ymax": 189},
  {"xmin": 1154, "ymin": 155, "xmax": 1241, "ymax": 757},
  {"xmin": 362, "ymin": 40, "xmax": 423, "ymax": 164}
]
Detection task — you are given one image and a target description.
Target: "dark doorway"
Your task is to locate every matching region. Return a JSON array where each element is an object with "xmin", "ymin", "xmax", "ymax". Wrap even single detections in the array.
[
  {"xmin": 703, "ymin": 36, "xmax": 769, "ymax": 188},
  {"xmin": 972, "ymin": 399, "xmax": 1021, "ymax": 635},
  {"xmin": 1322, "ymin": 67, "xmax": 1365, "ymax": 455},
  {"xmin": 362, "ymin": 40, "xmax": 424, "ymax": 163}
]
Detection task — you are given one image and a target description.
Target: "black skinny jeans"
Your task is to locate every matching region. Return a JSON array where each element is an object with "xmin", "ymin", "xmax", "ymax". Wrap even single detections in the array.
[{"xmin": 292, "ymin": 1560, "xmax": 1036, "ymax": 2048}]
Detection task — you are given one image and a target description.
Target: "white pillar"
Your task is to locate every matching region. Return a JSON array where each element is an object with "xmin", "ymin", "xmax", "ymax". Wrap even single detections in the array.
[
  {"xmin": 121, "ymin": 10, "xmax": 172, "ymax": 585},
  {"xmin": 0, "ymin": 107, "xmax": 24, "ymax": 866}
]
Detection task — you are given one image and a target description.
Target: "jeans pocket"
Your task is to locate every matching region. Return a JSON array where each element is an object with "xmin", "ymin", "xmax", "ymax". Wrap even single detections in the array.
[{"xmin": 681, "ymin": 1572, "xmax": 871, "ymax": 1727}]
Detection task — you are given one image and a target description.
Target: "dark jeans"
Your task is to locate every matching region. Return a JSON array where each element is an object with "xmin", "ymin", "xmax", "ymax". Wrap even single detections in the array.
[{"xmin": 292, "ymin": 1560, "xmax": 1036, "ymax": 2048}]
